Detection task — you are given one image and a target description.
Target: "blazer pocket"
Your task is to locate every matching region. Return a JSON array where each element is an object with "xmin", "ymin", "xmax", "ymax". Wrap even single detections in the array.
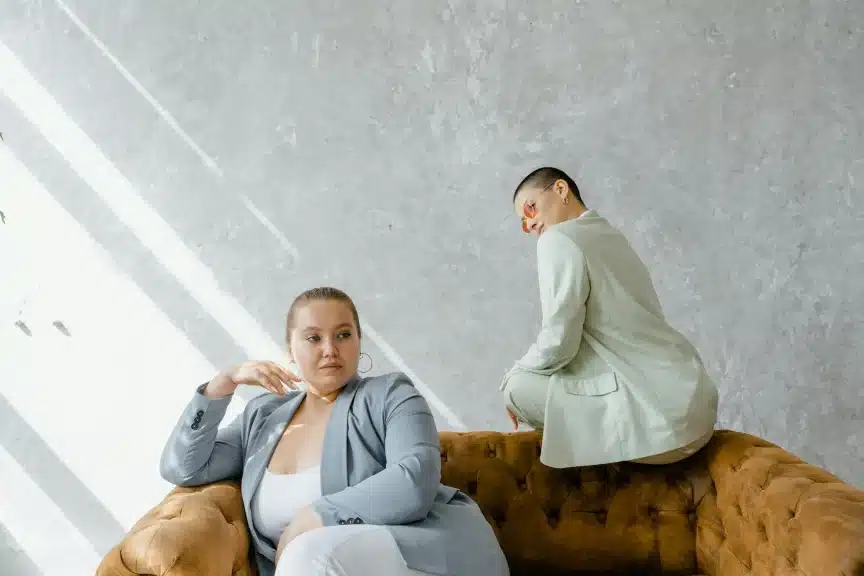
[{"xmin": 562, "ymin": 372, "xmax": 619, "ymax": 396}]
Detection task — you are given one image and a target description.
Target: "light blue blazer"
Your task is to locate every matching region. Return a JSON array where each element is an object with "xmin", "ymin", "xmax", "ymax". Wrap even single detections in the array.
[{"xmin": 160, "ymin": 372, "xmax": 509, "ymax": 576}]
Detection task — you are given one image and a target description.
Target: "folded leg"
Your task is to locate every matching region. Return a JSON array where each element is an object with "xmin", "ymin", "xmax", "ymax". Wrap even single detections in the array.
[
  {"xmin": 276, "ymin": 524, "xmax": 430, "ymax": 576},
  {"xmin": 501, "ymin": 370, "xmax": 550, "ymax": 430}
]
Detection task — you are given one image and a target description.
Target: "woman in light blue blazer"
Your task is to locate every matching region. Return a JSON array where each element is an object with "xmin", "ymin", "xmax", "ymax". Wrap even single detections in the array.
[{"xmin": 160, "ymin": 287, "xmax": 509, "ymax": 576}]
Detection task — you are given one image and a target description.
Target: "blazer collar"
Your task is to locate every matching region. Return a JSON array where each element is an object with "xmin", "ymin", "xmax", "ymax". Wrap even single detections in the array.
[
  {"xmin": 555, "ymin": 209, "xmax": 603, "ymax": 231},
  {"xmin": 240, "ymin": 374, "xmax": 362, "ymax": 514},
  {"xmin": 240, "ymin": 393, "xmax": 305, "ymax": 505}
]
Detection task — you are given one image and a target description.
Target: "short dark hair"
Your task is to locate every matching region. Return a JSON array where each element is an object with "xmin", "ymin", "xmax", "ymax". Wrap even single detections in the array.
[
  {"xmin": 285, "ymin": 287, "xmax": 361, "ymax": 344},
  {"xmin": 512, "ymin": 167, "xmax": 584, "ymax": 206}
]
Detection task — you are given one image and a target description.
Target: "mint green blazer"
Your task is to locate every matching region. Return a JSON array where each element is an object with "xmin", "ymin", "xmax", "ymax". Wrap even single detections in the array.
[{"xmin": 503, "ymin": 211, "xmax": 719, "ymax": 467}]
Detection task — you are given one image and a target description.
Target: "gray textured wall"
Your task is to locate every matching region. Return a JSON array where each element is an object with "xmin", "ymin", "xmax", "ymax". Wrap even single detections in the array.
[{"xmin": 2, "ymin": 0, "xmax": 861, "ymax": 487}]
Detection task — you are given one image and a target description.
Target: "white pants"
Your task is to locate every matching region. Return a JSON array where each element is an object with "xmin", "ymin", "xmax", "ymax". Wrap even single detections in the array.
[{"xmin": 276, "ymin": 525, "xmax": 430, "ymax": 576}]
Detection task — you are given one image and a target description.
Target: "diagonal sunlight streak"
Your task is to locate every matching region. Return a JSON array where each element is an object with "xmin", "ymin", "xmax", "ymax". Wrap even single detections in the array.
[
  {"xmin": 0, "ymin": 40, "xmax": 285, "ymax": 365},
  {"xmin": 53, "ymin": 0, "xmax": 223, "ymax": 178},
  {"xmin": 0, "ymin": 137, "xmax": 246, "ymax": 553},
  {"xmin": 240, "ymin": 195, "xmax": 465, "ymax": 426},
  {"xmin": 240, "ymin": 194, "xmax": 301, "ymax": 265},
  {"xmin": 359, "ymin": 321, "xmax": 466, "ymax": 428},
  {"xmin": 1, "ymin": 17, "xmax": 464, "ymax": 428},
  {"xmin": 0, "ymin": 445, "xmax": 101, "ymax": 575},
  {"xmin": 50, "ymin": 2, "xmax": 465, "ymax": 429}
]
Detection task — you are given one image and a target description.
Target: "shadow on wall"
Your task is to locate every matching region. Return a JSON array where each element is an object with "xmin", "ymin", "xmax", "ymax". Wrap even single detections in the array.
[
  {"xmin": 0, "ymin": 393, "xmax": 126, "ymax": 555},
  {"xmin": 0, "ymin": 522, "xmax": 41, "ymax": 576},
  {"xmin": 0, "ymin": 100, "xmax": 254, "ymax": 380}
]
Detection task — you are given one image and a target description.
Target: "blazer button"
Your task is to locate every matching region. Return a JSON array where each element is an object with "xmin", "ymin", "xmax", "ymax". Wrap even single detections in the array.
[
  {"xmin": 195, "ymin": 410, "xmax": 204, "ymax": 417},
  {"xmin": 338, "ymin": 520, "xmax": 346, "ymax": 525},
  {"xmin": 352, "ymin": 518, "xmax": 363, "ymax": 524},
  {"xmin": 191, "ymin": 422, "xmax": 200, "ymax": 430}
]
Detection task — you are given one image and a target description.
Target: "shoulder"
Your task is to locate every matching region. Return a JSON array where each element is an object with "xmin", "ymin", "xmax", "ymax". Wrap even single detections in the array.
[
  {"xmin": 537, "ymin": 226, "xmax": 587, "ymax": 268},
  {"xmin": 560, "ymin": 214, "xmax": 626, "ymax": 245},
  {"xmin": 242, "ymin": 389, "xmax": 302, "ymax": 423},
  {"xmin": 538, "ymin": 225, "xmax": 582, "ymax": 252},
  {"xmin": 355, "ymin": 372, "xmax": 427, "ymax": 412},
  {"xmin": 355, "ymin": 371, "xmax": 415, "ymax": 398}
]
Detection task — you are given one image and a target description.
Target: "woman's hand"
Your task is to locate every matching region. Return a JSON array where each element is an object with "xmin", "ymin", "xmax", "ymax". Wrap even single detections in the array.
[
  {"xmin": 505, "ymin": 406, "xmax": 519, "ymax": 431},
  {"xmin": 205, "ymin": 361, "xmax": 302, "ymax": 398},
  {"xmin": 275, "ymin": 505, "xmax": 324, "ymax": 564}
]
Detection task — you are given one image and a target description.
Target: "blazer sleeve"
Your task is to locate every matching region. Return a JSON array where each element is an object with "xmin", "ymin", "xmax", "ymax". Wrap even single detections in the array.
[
  {"xmin": 312, "ymin": 374, "xmax": 440, "ymax": 526},
  {"xmin": 514, "ymin": 229, "xmax": 589, "ymax": 374},
  {"xmin": 159, "ymin": 383, "xmax": 245, "ymax": 486}
]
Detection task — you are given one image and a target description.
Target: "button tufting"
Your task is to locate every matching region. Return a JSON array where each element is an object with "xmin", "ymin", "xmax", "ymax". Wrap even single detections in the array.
[
  {"xmin": 616, "ymin": 470, "xmax": 630, "ymax": 486},
  {"xmin": 564, "ymin": 468, "xmax": 581, "ymax": 489},
  {"xmin": 595, "ymin": 511, "xmax": 608, "ymax": 525},
  {"xmin": 103, "ymin": 430, "xmax": 864, "ymax": 576}
]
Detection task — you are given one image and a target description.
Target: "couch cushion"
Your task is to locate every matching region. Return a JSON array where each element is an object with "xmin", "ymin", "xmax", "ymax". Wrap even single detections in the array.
[
  {"xmin": 696, "ymin": 432, "xmax": 864, "ymax": 576},
  {"xmin": 97, "ymin": 481, "xmax": 253, "ymax": 576},
  {"xmin": 440, "ymin": 431, "xmax": 710, "ymax": 575}
]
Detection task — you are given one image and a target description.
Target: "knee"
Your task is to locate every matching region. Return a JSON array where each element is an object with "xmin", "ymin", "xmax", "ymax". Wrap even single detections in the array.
[
  {"xmin": 500, "ymin": 381, "xmax": 520, "ymax": 413},
  {"xmin": 501, "ymin": 370, "xmax": 532, "ymax": 404},
  {"xmin": 500, "ymin": 370, "xmax": 547, "ymax": 429},
  {"xmin": 276, "ymin": 529, "xmax": 332, "ymax": 575},
  {"xmin": 500, "ymin": 369, "xmax": 522, "ymax": 399}
]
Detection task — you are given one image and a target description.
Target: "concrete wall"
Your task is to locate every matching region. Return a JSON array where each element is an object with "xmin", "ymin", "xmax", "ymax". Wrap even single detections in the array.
[{"xmin": 2, "ymin": 0, "xmax": 861, "ymax": 504}]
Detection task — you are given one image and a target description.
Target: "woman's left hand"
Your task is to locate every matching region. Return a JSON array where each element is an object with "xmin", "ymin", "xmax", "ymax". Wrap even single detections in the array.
[
  {"xmin": 275, "ymin": 505, "xmax": 324, "ymax": 564},
  {"xmin": 505, "ymin": 406, "xmax": 519, "ymax": 431}
]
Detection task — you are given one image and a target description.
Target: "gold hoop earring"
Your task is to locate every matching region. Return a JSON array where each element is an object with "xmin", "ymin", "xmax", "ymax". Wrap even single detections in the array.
[{"xmin": 359, "ymin": 352, "xmax": 373, "ymax": 374}]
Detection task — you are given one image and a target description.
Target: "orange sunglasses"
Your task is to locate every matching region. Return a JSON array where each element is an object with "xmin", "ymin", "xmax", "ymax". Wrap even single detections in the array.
[
  {"xmin": 521, "ymin": 202, "xmax": 537, "ymax": 233},
  {"xmin": 520, "ymin": 181, "xmax": 555, "ymax": 233}
]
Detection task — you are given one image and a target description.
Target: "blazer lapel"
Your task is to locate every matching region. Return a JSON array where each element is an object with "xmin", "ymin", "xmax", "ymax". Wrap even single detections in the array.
[
  {"xmin": 320, "ymin": 376, "xmax": 361, "ymax": 496},
  {"xmin": 241, "ymin": 394, "xmax": 305, "ymax": 510}
]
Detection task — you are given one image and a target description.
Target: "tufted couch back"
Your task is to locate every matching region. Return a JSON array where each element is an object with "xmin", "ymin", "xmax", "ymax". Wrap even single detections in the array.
[
  {"xmin": 97, "ymin": 430, "xmax": 864, "ymax": 576},
  {"xmin": 439, "ymin": 430, "xmax": 864, "ymax": 576}
]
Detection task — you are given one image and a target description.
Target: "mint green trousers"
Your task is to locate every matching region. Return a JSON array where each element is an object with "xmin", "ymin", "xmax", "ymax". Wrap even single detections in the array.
[{"xmin": 502, "ymin": 370, "xmax": 713, "ymax": 465}]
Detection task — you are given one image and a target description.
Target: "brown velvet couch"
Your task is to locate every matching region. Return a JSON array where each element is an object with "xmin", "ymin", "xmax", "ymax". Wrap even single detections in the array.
[{"xmin": 97, "ymin": 430, "xmax": 864, "ymax": 575}]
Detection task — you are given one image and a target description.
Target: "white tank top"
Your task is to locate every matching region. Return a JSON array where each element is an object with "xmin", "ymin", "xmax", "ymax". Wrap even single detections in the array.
[{"xmin": 250, "ymin": 465, "xmax": 322, "ymax": 545}]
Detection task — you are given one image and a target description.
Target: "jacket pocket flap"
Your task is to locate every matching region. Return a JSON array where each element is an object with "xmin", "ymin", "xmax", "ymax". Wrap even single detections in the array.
[{"xmin": 562, "ymin": 373, "xmax": 619, "ymax": 396}]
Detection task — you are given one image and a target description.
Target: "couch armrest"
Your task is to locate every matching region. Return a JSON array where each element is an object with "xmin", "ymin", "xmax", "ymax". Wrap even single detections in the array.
[
  {"xmin": 96, "ymin": 481, "xmax": 255, "ymax": 576},
  {"xmin": 696, "ymin": 431, "xmax": 864, "ymax": 576}
]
